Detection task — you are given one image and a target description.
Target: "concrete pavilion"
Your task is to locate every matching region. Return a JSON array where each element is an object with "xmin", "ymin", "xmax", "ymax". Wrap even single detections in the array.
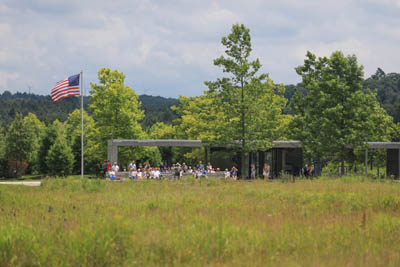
[{"xmin": 107, "ymin": 140, "xmax": 400, "ymax": 178}]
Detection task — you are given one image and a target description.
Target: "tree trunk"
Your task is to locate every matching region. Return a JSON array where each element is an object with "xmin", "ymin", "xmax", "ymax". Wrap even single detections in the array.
[
  {"xmin": 240, "ymin": 79, "xmax": 246, "ymax": 179},
  {"xmin": 341, "ymin": 159, "xmax": 345, "ymax": 177},
  {"xmin": 241, "ymin": 143, "xmax": 246, "ymax": 179},
  {"xmin": 370, "ymin": 157, "xmax": 373, "ymax": 170}
]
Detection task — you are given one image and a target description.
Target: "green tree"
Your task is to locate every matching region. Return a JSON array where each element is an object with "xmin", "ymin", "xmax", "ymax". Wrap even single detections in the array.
[
  {"xmin": 203, "ymin": 24, "xmax": 288, "ymax": 177},
  {"xmin": 148, "ymin": 122, "xmax": 179, "ymax": 165},
  {"xmin": 0, "ymin": 126, "xmax": 7, "ymax": 177},
  {"xmin": 38, "ymin": 120, "xmax": 63, "ymax": 174},
  {"xmin": 90, "ymin": 68, "xmax": 159, "ymax": 167},
  {"xmin": 65, "ymin": 109, "xmax": 100, "ymax": 174},
  {"xmin": 290, "ymin": 51, "xmax": 394, "ymax": 173},
  {"xmin": 173, "ymin": 95, "xmax": 227, "ymax": 141},
  {"xmin": 172, "ymin": 95, "xmax": 230, "ymax": 164},
  {"xmin": 0, "ymin": 126, "xmax": 5, "ymax": 160},
  {"xmin": 364, "ymin": 69, "xmax": 400, "ymax": 123},
  {"xmin": 90, "ymin": 68, "xmax": 145, "ymax": 142},
  {"xmin": 23, "ymin": 113, "xmax": 45, "ymax": 173},
  {"xmin": 5, "ymin": 113, "xmax": 36, "ymax": 177},
  {"xmin": 46, "ymin": 135, "xmax": 74, "ymax": 176}
]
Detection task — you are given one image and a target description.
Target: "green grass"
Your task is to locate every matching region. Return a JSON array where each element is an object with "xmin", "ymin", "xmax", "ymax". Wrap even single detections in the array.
[{"xmin": 1, "ymin": 176, "xmax": 400, "ymax": 266}]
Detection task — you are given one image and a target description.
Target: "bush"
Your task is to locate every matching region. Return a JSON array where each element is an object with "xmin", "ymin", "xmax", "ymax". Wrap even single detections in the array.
[{"xmin": 46, "ymin": 137, "xmax": 74, "ymax": 176}]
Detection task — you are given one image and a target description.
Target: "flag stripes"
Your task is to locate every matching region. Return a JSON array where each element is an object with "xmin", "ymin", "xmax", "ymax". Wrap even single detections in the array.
[{"xmin": 51, "ymin": 74, "xmax": 80, "ymax": 102}]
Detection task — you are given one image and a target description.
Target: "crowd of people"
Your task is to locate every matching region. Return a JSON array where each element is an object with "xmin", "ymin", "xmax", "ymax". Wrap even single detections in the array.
[
  {"xmin": 102, "ymin": 160, "xmax": 244, "ymax": 181},
  {"xmin": 302, "ymin": 164, "xmax": 316, "ymax": 178},
  {"xmin": 101, "ymin": 159, "xmax": 321, "ymax": 180}
]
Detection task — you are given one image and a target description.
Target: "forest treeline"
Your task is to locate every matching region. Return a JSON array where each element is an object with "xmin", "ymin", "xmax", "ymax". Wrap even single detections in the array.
[
  {"xmin": 1, "ymin": 68, "xmax": 399, "ymax": 129},
  {"xmin": 0, "ymin": 92, "xmax": 179, "ymax": 129}
]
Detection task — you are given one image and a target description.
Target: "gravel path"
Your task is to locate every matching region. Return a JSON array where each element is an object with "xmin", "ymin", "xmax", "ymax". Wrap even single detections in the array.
[{"xmin": 0, "ymin": 181, "xmax": 41, "ymax": 186}]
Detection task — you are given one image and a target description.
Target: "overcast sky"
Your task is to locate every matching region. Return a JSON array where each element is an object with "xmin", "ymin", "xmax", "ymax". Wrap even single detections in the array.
[{"xmin": 1, "ymin": 0, "xmax": 399, "ymax": 97}]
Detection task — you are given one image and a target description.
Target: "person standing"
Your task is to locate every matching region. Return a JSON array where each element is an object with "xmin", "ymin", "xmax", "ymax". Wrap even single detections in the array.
[
  {"xmin": 206, "ymin": 162, "xmax": 213, "ymax": 173},
  {"xmin": 112, "ymin": 162, "xmax": 119, "ymax": 173},
  {"xmin": 154, "ymin": 168, "xmax": 161, "ymax": 180},
  {"xmin": 197, "ymin": 161, "xmax": 204, "ymax": 171},
  {"xmin": 174, "ymin": 163, "xmax": 181, "ymax": 180},
  {"xmin": 181, "ymin": 162, "xmax": 187, "ymax": 173},
  {"xmin": 137, "ymin": 168, "xmax": 143, "ymax": 181},
  {"xmin": 187, "ymin": 166, "xmax": 193, "ymax": 174},
  {"xmin": 102, "ymin": 160, "xmax": 108, "ymax": 178},
  {"xmin": 310, "ymin": 164, "xmax": 315, "ymax": 179},
  {"xmin": 130, "ymin": 168, "xmax": 137, "ymax": 181},
  {"xmin": 303, "ymin": 164, "xmax": 309, "ymax": 178},
  {"xmin": 263, "ymin": 163, "xmax": 270, "ymax": 180},
  {"xmin": 128, "ymin": 161, "xmax": 136, "ymax": 171},
  {"xmin": 106, "ymin": 160, "xmax": 111, "ymax": 172},
  {"xmin": 250, "ymin": 163, "xmax": 256, "ymax": 179},
  {"xmin": 159, "ymin": 162, "xmax": 165, "ymax": 173},
  {"xmin": 231, "ymin": 166, "xmax": 238, "ymax": 180}
]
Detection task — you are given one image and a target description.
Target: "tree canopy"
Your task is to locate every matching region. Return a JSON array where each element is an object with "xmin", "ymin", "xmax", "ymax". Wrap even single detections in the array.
[
  {"xmin": 89, "ymin": 68, "xmax": 160, "ymax": 167},
  {"xmin": 171, "ymin": 25, "xmax": 291, "ymax": 176},
  {"xmin": 290, "ymin": 51, "xmax": 394, "ymax": 169}
]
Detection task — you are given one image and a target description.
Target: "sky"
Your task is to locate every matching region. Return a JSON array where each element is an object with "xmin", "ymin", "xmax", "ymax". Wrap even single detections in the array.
[{"xmin": 1, "ymin": 0, "xmax": 400, "ymax": 98}]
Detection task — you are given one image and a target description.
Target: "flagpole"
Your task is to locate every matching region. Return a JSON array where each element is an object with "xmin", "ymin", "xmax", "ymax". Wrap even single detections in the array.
[{"xmin": 80, "ymin": 70, "xmax": 84, "ymax": 178}]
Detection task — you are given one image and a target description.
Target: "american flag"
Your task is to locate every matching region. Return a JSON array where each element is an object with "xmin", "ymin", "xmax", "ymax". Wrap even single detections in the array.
[{"xmin": 51, "ymin": 74, "xmax": 80, "ymax": 102}]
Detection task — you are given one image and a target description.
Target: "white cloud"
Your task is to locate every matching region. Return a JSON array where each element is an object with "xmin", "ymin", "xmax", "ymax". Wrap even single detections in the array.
[
  {"xmin": 0, "ymin": 0, "xmax": 399, "ymax": 96},
  {"xmin": 0, "ymin": 71, "xmax": 19, "ymax": 88}
]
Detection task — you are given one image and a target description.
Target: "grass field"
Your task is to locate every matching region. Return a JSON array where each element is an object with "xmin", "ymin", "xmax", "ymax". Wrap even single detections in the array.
[{"xmin": 1, "ymin": 176, "xmax": 400, "ymax": 266}]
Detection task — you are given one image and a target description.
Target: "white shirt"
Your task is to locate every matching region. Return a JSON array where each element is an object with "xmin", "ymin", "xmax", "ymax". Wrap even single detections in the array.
[
  {"xmin": 207, "ymin": 165, "xmax": 212, "ymax": 172},
  {"xmin": 112, "ymin": 165, "xmax": 119, "ymax": 172},
  {"xmin": 128, "ymin": 163, "xmax": 136, "ymax": 170}
]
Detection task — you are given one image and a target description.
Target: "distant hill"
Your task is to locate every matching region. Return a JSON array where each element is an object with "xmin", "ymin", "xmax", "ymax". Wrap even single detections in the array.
[
  {"xmin": 0, "ymin": 92, "xmax": 178, "ymax": 128},
  {"xmin": 138, "ymin": 95, "xmax": 179, "ymax": 128},
  {"xmin": 363, "ymin": 68, "xmax": 400, "ymax": 122},
  {"xmin": 1, "ymin": 70, "xmax": 399, "ymax": 129},
  {"xmin": 282, "ymin": 69, "xmax": 400, "ymax": 122}
]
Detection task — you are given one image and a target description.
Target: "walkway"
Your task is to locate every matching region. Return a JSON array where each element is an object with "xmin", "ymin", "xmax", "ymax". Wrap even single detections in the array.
[{"xmin": 0, "ymin": 181, "xmax": 41, "ymax": 186}]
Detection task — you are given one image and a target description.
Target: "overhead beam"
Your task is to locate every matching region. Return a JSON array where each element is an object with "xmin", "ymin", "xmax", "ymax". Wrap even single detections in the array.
[
  {"xmin": 366, "ymin": 142, "xmax": 400, "ymax": 149},
  {"xmin": 111, "ymin": 139, "xmax": 202, "ymax": 147}
]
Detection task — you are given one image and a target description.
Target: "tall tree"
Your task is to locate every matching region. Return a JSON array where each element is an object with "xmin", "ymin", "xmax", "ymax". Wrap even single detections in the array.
[
  {"xmin": 23, "ymin": 113, "xmax": 45, "ymax": 173},
  {"xmin": 290, "ymin": 51, "xmax": 394, "ymax": 172},
  {"xmin": 364, "ymin": 69, "xmax": 400, "ymax": 123},
  {"xmin": 46, "ymin": 135, "xmax": 75, "ymax": 176},
  {"xmin": 5, "ymin": 114, "xmax": 36, "ymax": 176},
  {"xmin": 38, "ymin": 120, "xmax": 63, "ymax": 174},
  {"xmin": 89, "ymin": 68, "xmax": 159, "ymax": 167},
  {"xmin": 65, "ymin": 109, "xmax": 100, "ymax": 174},
  {"xmin": 204, "ymin": 24, "xmax": 288, "ymax": 177},
  {"xmin": 173, "ymin": 95, "xmax": 228, "ymax": 141},
  {"xmin": 0, "ymin": 126, "xmax": 7, "ymax": 177},
  {"xmin": 0, "ymin": 126, "xmax": 5, "ymax": 160},
  {"xmin": 148, "ymin": 122, "xmax": 181, "ymax": 165},
  {"xmin": 173, "ymin": 95, "xmax": 233, "ymax": 165}
]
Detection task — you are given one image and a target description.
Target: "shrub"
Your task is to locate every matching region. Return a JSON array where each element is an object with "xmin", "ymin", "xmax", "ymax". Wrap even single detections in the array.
[{"xmin": 46, "ymin": 137, "xmax": 74, "ymax": 176}]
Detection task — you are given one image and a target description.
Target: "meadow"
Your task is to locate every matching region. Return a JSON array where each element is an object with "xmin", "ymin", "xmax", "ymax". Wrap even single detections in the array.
[{"xmin": 1, "ymin": 176, "xmax": 400, "ymax": 266}]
